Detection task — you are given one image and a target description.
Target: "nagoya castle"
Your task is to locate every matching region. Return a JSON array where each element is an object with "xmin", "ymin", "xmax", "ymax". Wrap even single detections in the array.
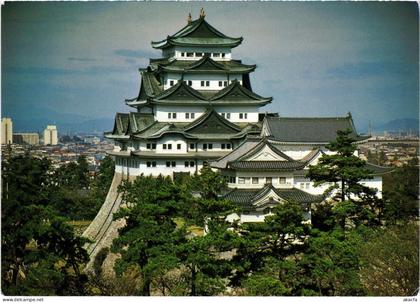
[{"xmin": 83, "ymin": 10, "xmax": 389, "ymax": 265}]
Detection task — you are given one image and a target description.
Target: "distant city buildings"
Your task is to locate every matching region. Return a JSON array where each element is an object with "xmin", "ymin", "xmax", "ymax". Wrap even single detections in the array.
[
  {"xmin": 44, "ymin": 125, "xmax": 58, "ymax": 145},
  {"xmin": 13, "ymin": 133, "xmax": 39, "ymax": 145},
  {"xmin": 1, "ymin": 117, "xmax": 13, "ymax": 144}
]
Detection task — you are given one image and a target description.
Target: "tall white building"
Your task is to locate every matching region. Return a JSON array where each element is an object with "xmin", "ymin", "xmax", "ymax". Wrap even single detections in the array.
[
  {"xmin": 106, "ymin": 13, "xmax": 271, "ymax": 178},
  {"xmin": 44, "ymin": 125, "xmax": 58, "ymax": 145},
  {"xmin": 1, "ymin": 117, "xmax": 13, "ymax": 145}
]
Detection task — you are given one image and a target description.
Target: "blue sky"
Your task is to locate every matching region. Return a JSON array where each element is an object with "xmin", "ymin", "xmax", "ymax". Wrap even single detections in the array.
[{"xmin": 2, "ymin": 1, "xmax": 418, "ymax": 132}]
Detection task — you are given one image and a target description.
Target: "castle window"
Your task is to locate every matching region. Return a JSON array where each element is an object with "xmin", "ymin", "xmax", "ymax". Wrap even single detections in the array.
[
  {"xmin": 205, "ymin": 81, "xmax": 210, "ymax": 87},
  {"xmin": 187, "ymin": 80, "xmax": 192, "ymax": 86},
  {"xmin": 229, "ymin": 176, "xmax": 236, "ymax": 184},
  {"xmin": 263, "ymin": 207, "xmax": 272, "ymax": 215},
  {"xmin": 252, "ymin": 177, "xmax": 259, "ymax": 184},
  {"xmin": 227, "ymin": 143, "xmax": 231, "ymax": 149},
  {"xmin": 190, "ymin": 143, "xmax": 195, "ymax": 150},
  {"xmin": 266, "ymin": 177, "xmax": 272, "ymax": 184},
  {"xmin": 186, "ymin": 113, "xmax": 189, "ymax": 119},
  {"xmin": 166, "ymin": 161, "xmax": 170, "ymax": 167},
  {"xmin": 177, "ymin": 144, "xmax": 181, "ymax": 150},
  {"xmin": 170, "ymin": 80, "xmax": 174, "ymax": 86},
  {"xmin": 147, "ymin": 161, "xmax": 156, "ymax": 168},
  {"xmin": 204, "ymin": 52, "xmax": 211, "ymax": 57},
  {"xmin": 152, "ymin": 161, "xmax": 156, "ymax": 167},
  {"xmin": 238, "ymin": 177, "xmax": 245, "ymax": 184},
  {"xmin": 279, "ymin": 177, "xmax": 286, "ymax": 184},
  {"xmin": 196, "ymin": 52, "xmax": 203, "ymax": 57},
  {"xmin": 146, "ymin": 143, "xmax": 151, "ymax": 149},
  {"xmin": 187, "ymin": 52, "xmax": 194, "ymax": 57},
  {"xmin": 226, "ymin": 113, "xmax": 231, "ymax": 119},
  {"xmin": 300, "ymin": 183, "xmax": 304, "ymax": 189},
  {"xmin": 221, "ymin": 113, "xmax": 226, "ymax": 118},
  {"xmin": 221, "ymin": 143, "xmax": 225, "ymax": 149},
  {"xmin": 190, "ymin": 161, "xmax": 195, "ymax": 167},
  {"xmin": 168, "ymin": 112, "xmax": 176, "ymax": 119},
  {"xmin": 219, "ymin": 81, "xmax": 223, "ymax": 87},
  {"xmin": 224, "ymin": 81, "xmax": 228, "ymax": 87},
  {"xmin": 181, "ymin": 52, "xmax": 185, "ymax": 57},
  {"xmin": 185, "ymin": 161, "xmax": 189, "ymax": 167},
  {"xmin": 201, "ymin": 81, "xmax": 205, "ymax": 87},
  {"xmin": 191, "ymin": 112, "xmax": 195, "ymax": 118},
  {"xmin": 203, "ymin": 143, "xmax": 207, "ymax": 150},
  {"xmin": 152, "ymin": 143, "xmax": 156, "ymax": 150},
  {"xmin": 221, "ymin": 53, "xmax": 225, "ymax": 58},
  {"xmin": 171, "ymin": 161, "xmax": 176, "ymax": 167},
  {"xmin": 208, "ymin": 143, "xmax": 213, "ymax": 150},
  {"xmin": 163, "ymin": 144, "xmax": 167, "ymax": 150},
  {"xmin": 306, "ymin": 183, "xmax": 310, "ymax": 189},
  {"xmin": 168, "ymin": 144, "xmax": 172, "ymax": 150},
  {"xmin": 213, "ymin": 53, "xmax": 220, "ymax": 57}
]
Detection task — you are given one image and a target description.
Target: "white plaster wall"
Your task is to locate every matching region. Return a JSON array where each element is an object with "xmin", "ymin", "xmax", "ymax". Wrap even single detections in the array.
[
  {"xmin": 155, "ymin": 105, "xmax": 205, "ymax": 122},
  {"xmin": 155, "ymin": 135, "xmax": 188, "ymax": 154},
  {"xmin": 195, "ymin": 142, "xmax": 233, "ymax": 152},
  {"xmin": 163, "ymin": 73, "xmax": 242, "ymax": 90},
  {"xmin": 115, "ymin": 159, "xmax": 207, "ymax": 177},
  {"xmin": 215, "ymin": 106, "xmax": 259, "ymax": 123},
  {"xmin": 171, "ymin": 46, "xmax": 232, "ymax": 61},
  {"xmin": 154, "ymin": 105, "xmax": 259, "ymax": 123},
  {"xmin": 226, "ymin": 171, "xmax": 294, "ymax": 189},
  {"xmin": 360, "ymin": 176, "xmax": 383, "ymax": 198}
]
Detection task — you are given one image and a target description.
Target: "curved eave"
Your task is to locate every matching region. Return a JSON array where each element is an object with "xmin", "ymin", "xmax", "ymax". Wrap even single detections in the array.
[
  {"xmin": 104, "ymin": 134, "xmax": 130, "ymax": 140},
  {"xmin": 125, "ymin": 99, "xmax": 149, "ymax": 107},
  {"xmin": 159, "ymin": 67, "xmax": 255, "ymax": 74},
  {"xmin": 151, "ymin": 38, "xmax": 243, "ymax": 50},
  {"xmin": 131, "ymin": 151, "xmax": 229, "ymax": 159},
  {"xmin": 148, "ymin": 99, "xmax": 270, "ymax": 106},
  {"xmin": 150, "ymin": 99, "xmax": 211, "ymax": 106}
]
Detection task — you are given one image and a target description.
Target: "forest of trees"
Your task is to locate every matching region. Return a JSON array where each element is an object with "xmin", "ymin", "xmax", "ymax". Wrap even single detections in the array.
[{"xmin": 1, "ymin": 131, "xmax": 419, "ymax": 296}]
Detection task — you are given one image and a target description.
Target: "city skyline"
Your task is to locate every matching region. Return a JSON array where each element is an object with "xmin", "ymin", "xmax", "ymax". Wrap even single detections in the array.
[{"xmin": 2, "ymin": 2, "xmax": 419, "ymax": 133}]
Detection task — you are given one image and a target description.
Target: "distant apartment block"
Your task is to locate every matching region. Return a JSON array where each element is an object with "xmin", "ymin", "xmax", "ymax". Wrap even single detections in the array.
[
  {"xmin": 13, "ymin": 133, "xmax": 39, "ymax": 145},
  {"xmin": 1, "ymin": 117, "xmax": 13, "ymax": 145},
  {"xmin": 44, "ymin": 125, "xmax": 58, "ymax": 145}
]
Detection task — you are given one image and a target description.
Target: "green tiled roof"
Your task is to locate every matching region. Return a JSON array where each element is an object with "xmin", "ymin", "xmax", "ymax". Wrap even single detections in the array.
[
  {"xmin": 365, "ymin": 162, "xmax": 394, "ymax": 175},
  {"xmin": 209, "ymin": 80, "xmax": 272, "ymax": 104},
  {"xmin": 184, "ymin": 108, "xmax": 241, "ymax": 134},
  {"xmin": 108, "ymin": 112, "xmax": 156, "ymax": 138},
  {"xmin": 223, "ymin": 185, "xmax": 322, "ymax": 209},
  {"xmin": 263, "ymin": 114, "xmax": 370, "ymax": 143},
  {"xmin": 151, "ymin": 17, "xmax": 243, "ymax": 49},
  {"xmin": 127, "ymin": 75, "xmax": 271, "ymax": 107},
  {"xmin": 123, "ymin": 112, "xmax": 260, "ymax": 141},
  {"xmin": 155, "ymin": 81, "xmax": 207, "ymax": 101},
  {"xmin": 229, "ymin": 161, "xmax": 306, "ymax": 171},
  {"xmin": 154, "ymin": 56, "xmax": 256, "ymax": 74}
]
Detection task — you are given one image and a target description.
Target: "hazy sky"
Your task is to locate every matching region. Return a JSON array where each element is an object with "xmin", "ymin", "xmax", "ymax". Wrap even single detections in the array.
[{"xmin": 2, "ymin": 1, "xmax": 418, "ymax": 132}]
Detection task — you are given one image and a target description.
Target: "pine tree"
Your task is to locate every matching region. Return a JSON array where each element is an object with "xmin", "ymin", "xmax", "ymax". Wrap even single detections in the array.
[{"xmin": 307, "ymin": 129, "xmax": 380, "ymax": 228}]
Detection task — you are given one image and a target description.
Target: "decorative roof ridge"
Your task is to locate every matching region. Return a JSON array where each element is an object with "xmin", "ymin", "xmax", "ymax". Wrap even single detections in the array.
[
  {"xmin": 183, "ymin": 108, "xmax": 242, "ymax": 132},
  {"xmin": 155, "ymin": 80, "xmax": 207, "ymax": 100},
  {"xmin": 266, "ymin": 115, "xmax": 352, "ymax": 120},
  {"xmin": 151, "ymin": 16, "xmax": 243, "ymax": 49},
  {"xmin": 299, "ymin": 148, "xmax": 322, "ymax": 163},
  {"xmin": 251, "ymin": 183, "xmax": 278, "ymax": 203},
  {"xmin": 273, "ymin": 187, "xmax": 324, "ymax": 201},
  {"xmin": 185, "ymin": 55, "xmax": 226, "ymax": 70},
  {"xmin": 209, "ymin": 80, "xmax": 272, "ymax": 101},
  {"xmin": 235, "ymin": 139, "xmax": 294, "ymax": 162}
]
